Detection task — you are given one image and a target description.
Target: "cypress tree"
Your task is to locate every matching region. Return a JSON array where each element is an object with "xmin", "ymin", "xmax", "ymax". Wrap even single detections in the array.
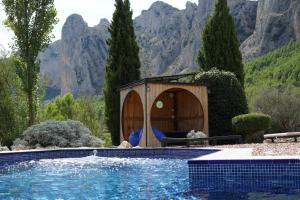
[
  {"xmin": 104, "ymin": 0, "xmax": 141, "ymax": 146},
  {"xmin": 197, "ymin": 0, "xmax": 244, "ymax": 86}
]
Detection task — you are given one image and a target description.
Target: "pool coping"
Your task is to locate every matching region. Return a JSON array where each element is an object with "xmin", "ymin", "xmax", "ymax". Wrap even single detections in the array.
[
  {"xmin": 2, "ymin": 147, "xmax": 300, "ymax": 164},
  {"xmin": 0, "ymin": 147, "xmax": 217, "ymax": 155},
  {"xmin": 0, "ymin": 147, "xmax": 219, "ymax": 167},
  {"xmin": 188, "ymin": 148, "xmax": 300, "ymax": 164},
  {"xmin": 2, "ymin": 147, "xmax": 300, "ymax": 162}
]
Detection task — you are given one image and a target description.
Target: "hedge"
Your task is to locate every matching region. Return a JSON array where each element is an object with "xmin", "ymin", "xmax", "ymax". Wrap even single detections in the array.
[
  {"xmin": 232, "ymin": 113, "xmax": 271, "ymax": 135},
  {"xmin": 195, "ymin": 69, "xmax": 248, "ymax": 137}
]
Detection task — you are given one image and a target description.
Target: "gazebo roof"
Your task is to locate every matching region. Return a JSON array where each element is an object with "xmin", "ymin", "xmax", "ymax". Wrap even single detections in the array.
[{"xmin": 120, "ymin": 72, "xmax": 205, "ymax": 90}]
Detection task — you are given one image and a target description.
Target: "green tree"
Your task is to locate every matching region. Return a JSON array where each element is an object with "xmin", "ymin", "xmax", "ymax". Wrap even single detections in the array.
[
  {"xmin": 0, "ymin": 52, "xmax": 27, "ymax": 147},
  {"xmin": 104, "ymin": 0, "xmax": 141, "ymax": 145},
  {"xmin": 38, "ymin": 93, "xmax": 74, "ymax": 121},
  {"xmin": 198, "ymin": 0, "xmax": 244, "ymax": 86},
  {"xmin": 0, "ymin": 57, "xmax": 16, "ymax": 146},
  {"xmin": 3, "ymin": 0, "xmax": 58, "ymax": 126}
]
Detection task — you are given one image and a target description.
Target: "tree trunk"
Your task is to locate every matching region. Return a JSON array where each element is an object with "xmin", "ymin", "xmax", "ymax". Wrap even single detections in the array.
[{"xmin": 28, "ymin": 90, "xmax": 34, "ymax": 127}]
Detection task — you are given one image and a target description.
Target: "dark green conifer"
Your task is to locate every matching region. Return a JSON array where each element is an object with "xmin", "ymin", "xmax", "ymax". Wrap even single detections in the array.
[
  {"xmin": 198, "ymin": 0, "xmax": 244, "ymax": 86},
  {"xmin": 104, "ymin": 0, "xmax": 141, "ymax": 145}
]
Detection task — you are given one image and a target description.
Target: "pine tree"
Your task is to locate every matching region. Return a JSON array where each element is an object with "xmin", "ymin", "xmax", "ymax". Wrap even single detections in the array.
[
  {"xmin": 197, "ymin": 0, "xmax": 244, "ymax": 86},
  {"xmin": 104, "ymin": 0, "xmax": 141, "ymax": 145}
]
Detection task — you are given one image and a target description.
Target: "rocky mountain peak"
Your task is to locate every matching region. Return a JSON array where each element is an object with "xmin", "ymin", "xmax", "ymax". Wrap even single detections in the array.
[
  {"xmin": 62, "ymin": 14, "xmax": 88, "ymax": 41},
  {"xmin": 148, "ymin": 1, "xmax": 178, "ymax": 13},
  {"xmin": 40, "ymin": 14, "xmax": 109, "ymax": 98},
  {"xmin": 185, "ymin": 1, "xmax": 197, "ymax": 10},
  {"xmin": 99, "ymin": 18, "xmax": 110, "ymax": 27}
]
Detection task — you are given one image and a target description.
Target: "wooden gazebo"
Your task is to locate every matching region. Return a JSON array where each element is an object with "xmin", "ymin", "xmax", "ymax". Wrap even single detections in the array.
[{"xmin": 120, "ymin": 73, "xmax": 209, "ymax": 147}]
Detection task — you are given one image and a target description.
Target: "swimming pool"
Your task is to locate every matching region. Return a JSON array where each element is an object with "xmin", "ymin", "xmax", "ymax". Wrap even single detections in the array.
[{"xmin": 1, "ymin": 149, "xmax": 300, "ymax": 199}]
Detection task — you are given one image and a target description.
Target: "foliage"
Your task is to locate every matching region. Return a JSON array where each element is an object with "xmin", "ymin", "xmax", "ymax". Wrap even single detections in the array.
[
  {"xmin": 13, "ymin": 120, "xmax": 103, "ymax": 148},
  {"xmin": 0, "ymin": 54, "xmax": 27, "ymax": 147},
  {"xmin": 0, "ymin": 57, "xmax": 16, "ymax": 146},
  {"xmin": 38, "ymin": 93, "xmax": 75, "ymax": 120},
  {"xmin": 195, "ymin": 69, "xmax": 248, "ymax": 138},
  {"xmin": 104, "ymin": 0, "xmax": 141, "ymax": 145},
  {"xmin": 251, "ymin": 86, "xmax": 300, "ymax": 132},
  {"xmin": 37, "ymin": 93, "xmax": 111, "ymax": 146},
  {"xmin": 73, "ymin": 96, "xmax": 107, "ymax": 140},
  {"xmin": 3, "ymin": 0, "xmax": 58, "ymax": 126},
  {"xmin": 245, "ymin": 41, "xmax": 300, "ymax": 99},
  {"xmin": 232, "ymin": 113, "xmax": 271, "ymax": 143},
  {"xmin": 198, "ymin": 0, "xmax": 244, "ymax": 86}
]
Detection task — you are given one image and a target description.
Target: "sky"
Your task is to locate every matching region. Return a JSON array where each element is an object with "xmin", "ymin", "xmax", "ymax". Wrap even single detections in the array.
[{"xmin": 0, "ymin": 0, "xmax": 198, "ymax": 50}]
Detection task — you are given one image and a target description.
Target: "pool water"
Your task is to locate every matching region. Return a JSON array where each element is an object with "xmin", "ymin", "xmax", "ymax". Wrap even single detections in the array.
[{"xmin": 0, "ymin": 156, "xmax": 300, "ymax": 199}]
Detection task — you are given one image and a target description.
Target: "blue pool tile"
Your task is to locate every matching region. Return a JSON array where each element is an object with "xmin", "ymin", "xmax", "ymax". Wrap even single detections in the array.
[{"xmin": 188, "ymin": 157, "xmax": 300, "ymax": 192}]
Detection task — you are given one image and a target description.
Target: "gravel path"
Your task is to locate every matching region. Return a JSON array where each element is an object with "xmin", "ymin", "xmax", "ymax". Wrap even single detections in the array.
[{"xmin": 216, "ymin": 142, "xmax": 300, "ymax": 156}]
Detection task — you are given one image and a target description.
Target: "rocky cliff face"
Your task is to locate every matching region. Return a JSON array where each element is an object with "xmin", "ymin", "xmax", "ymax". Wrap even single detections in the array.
[
  {"xmin": 241, "ymin": 0, "xmax": 300, "ymax": 60},
  {"xmin": 136, "ymin": 0, "xmax": 257, "ymax": 76},
  {"xmin": 40, "ymin": 15, "xmax": 109, "ymax": 97},
  {"xmin": 40, "ymin": 0, "xmax": 257, "ymax": 97}
]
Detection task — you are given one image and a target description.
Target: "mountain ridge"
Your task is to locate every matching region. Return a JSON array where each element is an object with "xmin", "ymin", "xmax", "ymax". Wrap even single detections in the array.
[{"xmin": 40, "ymin": 0, "xmax": 299, "ymax": 98}]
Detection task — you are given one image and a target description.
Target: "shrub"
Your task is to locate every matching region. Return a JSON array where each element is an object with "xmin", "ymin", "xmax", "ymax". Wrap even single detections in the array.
[
  {"xmin": 195, "ymin": 69, "xmax": 248, "ymax": 138},
  {"xmin": 232, "ymin": 113, "xmax": 271, "ymax": 143},
  {"xmin": 251, "ymin": 86, "xmax": 300, "ymax": 132},
  {"xmin": 13, "ymin": 120, "xmax": 103, "ymax": 148},
  {"xmin": 37, "ymin": 94, "xmax": 111, "ymax": 146}
]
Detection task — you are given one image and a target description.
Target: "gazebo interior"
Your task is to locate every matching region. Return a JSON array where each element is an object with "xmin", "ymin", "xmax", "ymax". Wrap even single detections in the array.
[{"xmin": 150, "ymin": 88, "xmax": 204, "ymax": 138}]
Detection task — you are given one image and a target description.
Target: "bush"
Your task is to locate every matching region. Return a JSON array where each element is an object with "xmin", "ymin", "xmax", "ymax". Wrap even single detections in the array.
[
  {"xmin": 251, "ymin": 86, "xmax": 300, "ymax": 132},
  {"xmin": 13, "ymin": 120, "xmax": 103, "ymax": 148},
  {"xmin": 195, "ymin": 69, "xmax": 248, "ymax": 138},
  {"xmin": 232, "ymin": 113, "xmax": 271, "ymax": 143},
  {"xmin": 37, "ymin": 94, "xmax": 111, "ymax": 146}
]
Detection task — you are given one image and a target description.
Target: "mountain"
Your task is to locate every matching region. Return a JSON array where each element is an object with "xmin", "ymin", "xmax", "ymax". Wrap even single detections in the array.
[
  {"xmin": 40, "ymin": 0, "xmax": 257, "ymax": 97},
  {"xmin": 40, "ymin": 15, "xmax": 109, "ymax": 97},
  {"xmin": 245, "ymin": 41, "xmax": 300, "ymax": 98},
  {"xmin": 241, "ymin": 0, "xmax": 300, "ymax": 60},
  {"xmin": 40, "ymin": 0, "xmax": 299, "ymax": 97},
  {"xmin": 136, "ymin": 0, "xmax": 257, "ymax": 76}
]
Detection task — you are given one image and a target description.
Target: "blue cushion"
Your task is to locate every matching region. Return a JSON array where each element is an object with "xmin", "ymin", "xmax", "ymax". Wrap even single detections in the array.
[
  {"xmin": 129, "ymin": 128, "xmax": 143, "ymax": 146},
  {"xmin": 152, "ymin": 127, "xmax": 166, "ymax": 142}
]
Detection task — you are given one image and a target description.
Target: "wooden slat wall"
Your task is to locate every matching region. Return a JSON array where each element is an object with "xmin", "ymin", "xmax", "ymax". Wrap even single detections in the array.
[
  {"xmin": 122, "ymin": 91, "xmax": 144, "ymax": 140},
  {"xmin": 120, "ymin": 84, "xmax": 146, "ymax": 147},
  {"xmin": 176, "ymin": 90, "xmax": 204, "ymax": 131}
]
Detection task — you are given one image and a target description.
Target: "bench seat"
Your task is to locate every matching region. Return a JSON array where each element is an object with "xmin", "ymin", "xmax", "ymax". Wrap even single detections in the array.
[
  {"xmin": 161, "ymin": 135, "xmax": 242, "ymax": 147},
  {"xmin": 264, "ymin": 132, "xmax": 300, "ymax": 142}
]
